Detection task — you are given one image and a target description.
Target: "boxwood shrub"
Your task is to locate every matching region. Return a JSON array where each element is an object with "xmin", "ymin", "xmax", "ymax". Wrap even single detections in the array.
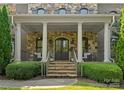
[
  {"xmin": 78, "ymin": 62, "xmax": 123, "ymax": 83},
  {"xmin": 6, "ymin": 61, "xmax": 41, "ymax": 80}
]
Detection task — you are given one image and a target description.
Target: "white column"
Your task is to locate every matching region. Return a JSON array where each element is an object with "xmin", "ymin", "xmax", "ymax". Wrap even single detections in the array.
[
  {"xmin": 104, "ymin": 22, "xmax": 111, "ymax": 62},
  {"xmin": 42, "ymin": 22, "xmax": 47, "ymax": 61},
  {"xmin": 77, "ymin": 22, "xmax": 83, "ymax": 62},
  {"xmin": 15, "ymin": 23, "xmax": 21, "ymax": 61}
]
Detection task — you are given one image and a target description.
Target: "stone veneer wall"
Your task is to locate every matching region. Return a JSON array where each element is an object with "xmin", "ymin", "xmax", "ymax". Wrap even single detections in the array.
[
  {"xmin": 26, "ymin": 31, "xmax": 97, "ymax": 60},
  {"xmin": 83, "ymin": 32, "xmax": 98, "ymax": 58},
  {"xmin": 6, "ymin": 3, "xmax": 97, "ymax": 14},
  {"xmin": 48, "ymin": 32, "xmax": 77, "ymax": 59},
  {"xmin": 27, "ymin": 32, "xmax": 42, "ymax": 54},
  {"xmin": 28, "ymin": 3, "xmax": 97, "ymax": 14}
]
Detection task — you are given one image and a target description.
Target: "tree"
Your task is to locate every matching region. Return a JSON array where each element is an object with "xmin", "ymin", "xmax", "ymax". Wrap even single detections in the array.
[
  {"xmin": 115, "ymin": 8, "xmax": 124, "ymax": 76},
  {"xmin": 0, "ymin": 5, "xmax": 12, "ymax": 75},
  {"xmin": 0, "ymin": 6, "xmax": 4, "ymax": 74}
]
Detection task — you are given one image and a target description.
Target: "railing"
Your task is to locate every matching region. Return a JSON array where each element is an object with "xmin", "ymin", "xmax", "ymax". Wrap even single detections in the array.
[
  {"xmin": 73, "ymin": 48, "xmax": 79, "ymax": 77},
  {"xmin": 73, "ymin": 48, "xmax": 84, "ymax": 77},
  {"xmin": 109, "ymin": 58, "xmax": 115, "ymax": 63},
  {"xmin": 41, "ymin": 51, "xmax": 50, "ymax": 77}
]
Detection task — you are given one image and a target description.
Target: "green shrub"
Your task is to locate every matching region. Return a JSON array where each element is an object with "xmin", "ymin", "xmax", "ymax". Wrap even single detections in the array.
[
  {"xmin": 115, "ymin": 8, "xmax": 124, "ymax": 77},
  {"xmin": 0, "ymin": 5, "xmax": 12, "ymax": 75},
  {"xmin": 6, "ymin": 61, "xmax": 41, "ymax": 80},
  {"xmin": 78, "ymin": 62, "xmax": 123, "ymax": 83}
]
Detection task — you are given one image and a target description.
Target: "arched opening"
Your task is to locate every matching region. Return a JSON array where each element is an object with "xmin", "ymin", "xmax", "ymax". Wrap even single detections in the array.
[
  {"xmin": 58, "ymin": 8, "xmax": 67, "ymax": 14},
  {"xmin": 80, "ymin": 8, "xmax": 88, "ymax": 14},
  {"xmin": 37, "ymin": 8, "xmax": 45, "ymax": 14},
  {"xmin": 55, "ymin": 37, "xmax": 69, "ymax": 60},
  {"xmin": 109, "ymin": 11, "xmax": 118, "ymax": 14}
]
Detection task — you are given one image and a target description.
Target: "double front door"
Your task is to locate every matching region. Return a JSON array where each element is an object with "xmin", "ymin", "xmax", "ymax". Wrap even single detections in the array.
[{"xmin": 55, "ymin": 38, "xmax": 69, "ymax": 60}]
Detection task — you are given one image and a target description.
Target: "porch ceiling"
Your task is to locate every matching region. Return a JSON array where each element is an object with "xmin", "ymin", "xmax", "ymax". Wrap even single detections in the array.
[{"xmin": 22, "ymin": 22, "xmax": 104, "ymax": 32}]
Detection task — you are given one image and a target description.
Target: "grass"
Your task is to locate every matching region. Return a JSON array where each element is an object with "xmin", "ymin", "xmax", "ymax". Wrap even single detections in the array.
[{"xmin": 0, "ymin": 86, "xmax": 121, "ymax": 90}]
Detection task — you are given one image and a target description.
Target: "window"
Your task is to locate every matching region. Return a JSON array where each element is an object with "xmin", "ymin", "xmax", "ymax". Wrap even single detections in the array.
[
  {"xmin": 37, "ymin": 8, "xmax": 45, "ymax": 14},
  {"xmin": 36, "ymin": 38, "xmax": 42, "ymax": 53},
  {"xmin": 80, "ymin": 8, "xmax": 88, "ymax": 14},
  {"xmin": 58, "ymin": 8, "xmax": 66, "ymax": 14},
  {"xmin": 109, "ymin": 11, "xmax": 118, "ymax": 14},
  {"xmin": 82, "ymin": 37, "xmax": 88, "ymax": 53}
]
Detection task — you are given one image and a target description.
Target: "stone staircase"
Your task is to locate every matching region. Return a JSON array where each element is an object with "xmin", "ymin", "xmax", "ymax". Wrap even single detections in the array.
[{"xmin": 47, "ymin": 61, "xmax": 77, "ymax": 77}]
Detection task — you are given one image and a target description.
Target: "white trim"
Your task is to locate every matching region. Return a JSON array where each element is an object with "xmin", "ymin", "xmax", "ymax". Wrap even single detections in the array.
[
  {"xmin": 42, "ymin": 22, "xmax": 48, "ymax": 61},
  {"xmin": 11, "ymin": 14, "xmax": 116, "ymax": 23},
  {"xmin": 10, "ymin": 14, "xmax": 120, "ymax": 17},
  {"xmin": 15, "ymin": 23, "xmax": 21, "ymax": 61},
  {"xmin": 77, "ymin": 22, "xmax": 83, "ymax": 62},
  {"xmin": 104, "ymin": 22, "xmax": 111, "ymax": 62}
]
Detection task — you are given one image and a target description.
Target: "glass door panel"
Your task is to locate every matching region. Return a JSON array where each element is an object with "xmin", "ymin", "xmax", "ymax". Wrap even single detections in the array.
[{"xmin": 55, "ymin": 38, "xmax": 69, "ymax": 60}]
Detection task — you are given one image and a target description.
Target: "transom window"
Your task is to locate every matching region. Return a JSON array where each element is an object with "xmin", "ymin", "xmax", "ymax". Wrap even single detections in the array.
[
  {"xmin": 80, "ymin": 8, "xmax": 88, "ymax": 14},
  {"xmin": 37, "ymin": 8, "xmax": 45, "ymax": 14},
  {"xmin": 58, "ymin": 8, "xmax": 67, "ymax": 14}
]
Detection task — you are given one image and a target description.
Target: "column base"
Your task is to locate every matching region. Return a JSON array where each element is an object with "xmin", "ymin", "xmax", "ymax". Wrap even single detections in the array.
[{"xmin": 104, "ymin": 59, "xmax": 110, "ymax": 62}]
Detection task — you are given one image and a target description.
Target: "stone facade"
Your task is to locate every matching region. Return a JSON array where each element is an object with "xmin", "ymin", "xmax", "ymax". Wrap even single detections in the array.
[
  {"xmin": 27, "ymin": 32, "xmax": 42, "ymax": 54},
  {"xmin": 28, "ymin": 3, "xmax": 97, "ymax": 14},
  {"xmin": 26, "ymin": 31, "xmax": 97, "ymax": 60},
  {"xmin": 7, "ymin": 3, "xmax": 97, "ymax": 14},
  {"xmin": 83, "ymin": 32, "xmax": 97, "ymax": 55},
  {"xmin": 7, "ymin": 3, "xmax": 123, "ymax": 14}
]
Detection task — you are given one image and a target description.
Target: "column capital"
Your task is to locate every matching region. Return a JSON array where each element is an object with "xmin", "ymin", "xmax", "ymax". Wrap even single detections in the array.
[
  {"xmin": 104, "ymin": 22, "xmax": 110, "ymax": 24},
  {"xmin": 78, "ymin": 22, "xmax": 83, "ymax": 24},
  {"xmin": 42, "ymin": 22, "xmax": 48, "ymax": 24},
  {"xmin": 16, "ymin": 23, "xmax": 21, "ymax": 26}
]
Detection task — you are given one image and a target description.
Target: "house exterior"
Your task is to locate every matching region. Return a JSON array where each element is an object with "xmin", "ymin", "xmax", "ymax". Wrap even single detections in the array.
[{"xmin": 7, "ymin": 3, "xmax": 124, "ymax": 62}]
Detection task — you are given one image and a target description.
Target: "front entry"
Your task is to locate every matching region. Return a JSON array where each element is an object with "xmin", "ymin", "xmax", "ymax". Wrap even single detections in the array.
[{"xmin": 55, "ymin": 38, "xmax": 69, "ymax": 60}]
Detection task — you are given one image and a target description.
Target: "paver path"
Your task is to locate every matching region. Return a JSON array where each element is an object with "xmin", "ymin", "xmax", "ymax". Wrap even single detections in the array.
[{"xmin": 0, "ymin": 79, "xmax": 77, "ymax": 88}]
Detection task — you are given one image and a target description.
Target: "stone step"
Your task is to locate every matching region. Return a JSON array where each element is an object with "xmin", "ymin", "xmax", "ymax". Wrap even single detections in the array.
[
  {"xmin": 48, "ymin": 70, "xmax": 76, "ymax": 74},
  {"xmin": 48, "ymin": 64, "xmax": 75, "ymax": 67},
  {"xmin": 47, "ymin": 61, "xmax": 76, "ymax": 77},
  {"xmin": 49, "ymin": 62, "xmax": 75, "ymax": 64},
  {"xmin": 48, "ymin": 67, "xmax": 76, "ymax": 70},
  {"xmin": 47, "ymin": 74, "xmax": 77, "ymax": 77}
]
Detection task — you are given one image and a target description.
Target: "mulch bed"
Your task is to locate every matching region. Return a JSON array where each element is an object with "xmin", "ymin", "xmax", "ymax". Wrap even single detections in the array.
[
  {"xmin": 0, "ymin": 75, "xmax": 45, "ymax": 80},
  {"xmin": 77, "ymin": 77, "xmax": 97, "ymax": 83},
  {"xmin": 0, "ymin": 75, "xmax": 9, "ymax": 80}
]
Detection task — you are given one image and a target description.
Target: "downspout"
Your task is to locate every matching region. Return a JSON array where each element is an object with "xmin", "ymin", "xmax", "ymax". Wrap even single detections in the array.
[
  {"xmin": 11, "ymin": 15, "xmax": 14, "ymax": 25},
  {"xmin": 109, "ymin": 15, "xmax": 115, "ymax": 63},
  {"xmin": 110, "ymin": 15, "xmax": 115, "ymax": 28}
]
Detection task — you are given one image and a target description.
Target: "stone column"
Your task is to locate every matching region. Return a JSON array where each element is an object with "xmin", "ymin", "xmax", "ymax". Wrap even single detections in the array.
[
  {"xmin": 15, "ymin": 23, "xmax": 21, "ymax": 61},
  {"xmin": 104, "ymin": 22, "xmax": 110, "ymax": 62},
  {"xmin": 77, "ymin": 22, "xmax": 83, "ymax": 62},
  {"xmin": 42, "ymin": 22, "xmax": 47, "ymax": 61}
]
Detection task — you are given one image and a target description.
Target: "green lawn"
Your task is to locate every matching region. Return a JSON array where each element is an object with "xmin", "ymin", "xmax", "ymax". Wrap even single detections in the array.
[
  {"xmin": 0, "ymin": 86, "xmax": 121, "ymax": 90},
  {"xmin": 0, "ymin": 86, "xmax": 122, "ymax": 90}
]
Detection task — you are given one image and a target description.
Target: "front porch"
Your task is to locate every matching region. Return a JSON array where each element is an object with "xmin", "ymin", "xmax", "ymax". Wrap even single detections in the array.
[{"xmin": 12, "ymin": 14, "xmax": 112, "ymax": 62}]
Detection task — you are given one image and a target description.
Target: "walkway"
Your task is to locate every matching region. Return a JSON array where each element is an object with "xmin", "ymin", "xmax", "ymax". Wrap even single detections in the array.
[{"xmin": 0, "ymin": 78, "xmax": 77, "ymax": 88}]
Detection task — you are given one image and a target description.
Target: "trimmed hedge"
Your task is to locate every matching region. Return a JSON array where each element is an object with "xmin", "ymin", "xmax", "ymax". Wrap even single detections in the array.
[
  {"xmin": 78, "ymin": 62, "xmax": 123, "ymax": 83},
  {"xmin": 6, "ymin": 61, "xmax": 41, "ymax": 80}
]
